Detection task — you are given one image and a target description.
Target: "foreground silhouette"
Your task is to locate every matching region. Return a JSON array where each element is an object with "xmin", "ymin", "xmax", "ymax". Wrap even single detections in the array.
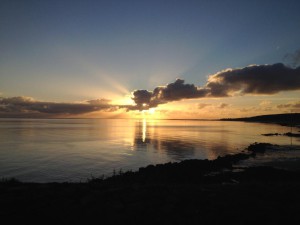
[{"xmin": 1, "ymin": 143, "xmax": 299, "ymax": 225}]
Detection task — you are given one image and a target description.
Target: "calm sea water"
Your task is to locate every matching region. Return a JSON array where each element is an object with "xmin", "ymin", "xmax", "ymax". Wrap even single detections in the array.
[{"xmin": 0, "ymin": 118, "xmax": 299, "ymax": 182}]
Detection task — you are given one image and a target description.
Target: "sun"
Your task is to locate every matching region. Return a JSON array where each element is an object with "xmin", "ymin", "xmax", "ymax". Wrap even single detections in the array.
[
  {"xmin": 147, "ymin": 108, "xmax": 156, "ymax": 115},
  {"xmin": 110, "ymin": 95, "xmax": 165, "ymax": 119},
  {"xmin": 128, "ymin": 107, "xmax": 163, "ymax": 119},
  {"xmin": 140, "ymin": 108, "xmax": 158, "ymax": 119}
]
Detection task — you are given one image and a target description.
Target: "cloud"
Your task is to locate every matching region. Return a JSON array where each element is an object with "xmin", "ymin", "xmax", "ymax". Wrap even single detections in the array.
[
  {"xmin": 0, "ymin": 96, "xmax": 117, "ymax": 115},
  {"xmin": 277, "ymin": 101, "xmax": 300, "ymax": 109},
  {"xmin": 284, "ymin": 49, "xmax": 300, "ymax": 68},
  {"xmin": 217, "ymin": 103, "xmax": 229, "ymax": 109},
  {"xmin": 151, "ymin": 79, "xmax": 208, "ymax": 102},
  {"xmin": 205, "ymin": 63, "xmax": 300, "ymax": 96},
  {"xmin": 131, "ymin": 90, "xmax": 153, "ymax": 108},
  {"xmin": 86, "ymin": 99, "xmax": 111, "ymax": 105},
  {"xmin": 130, "ymin": 63, "xmax": 300, "ymax": 110},
  {"xmin": 198, "ymin": 103, "xmax": 229, "ymax": 110},
  {"xmin": 131, "ymin": 79, "xmax": 209, "ymax": 110},
  {"xmin": 3, "ymin": 62, "xmax": 300, "ymax": 115},
  {"xmin": 259, "ymin": 100, "xmax": 272, "ymax": 106},
  {"xmin": 198, "ymin": 103, "xmax": 211, "ymax": 109}
]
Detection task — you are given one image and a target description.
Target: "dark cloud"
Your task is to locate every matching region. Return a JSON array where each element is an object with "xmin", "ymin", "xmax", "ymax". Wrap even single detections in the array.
[
  {"xmin": 152, "ymin": 78, "xmax": 208, "ymax": 103},
  {"xmin": 131, "ymin": 90, "xmax": 153, "ymax": 110},
  {"xmin": 206, "ymin": 63, "xmax": 300, "ymax": 96},
  {"xmin": 131, "ymin": 79, "xmax": 209, "ymax": 110},
  {"xmin": 131, "ymin": 63, "xmax": 300, "ymax": 110},
  {"xmin": 0, "ymin": 96, "xmax": 117, "ymax": 115}
]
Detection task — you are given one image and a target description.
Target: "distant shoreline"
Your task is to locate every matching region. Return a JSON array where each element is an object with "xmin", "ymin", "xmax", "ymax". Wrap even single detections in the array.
[
  {"xmin": 1, "ymin": 113, "xmax": 300, "ymax": 124},
  {"xmin": 220, "ymin": 113, "xmax": 300, "ymax": 127}
]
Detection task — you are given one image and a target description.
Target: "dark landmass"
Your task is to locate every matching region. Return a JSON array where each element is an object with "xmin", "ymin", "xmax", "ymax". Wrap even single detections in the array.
[
  {"xmin": 1, "ymin": 143, "xmax": 299, "ymax": 225},
  {"xmin": 262, "ymin": 132, "xmax": 281, "ymax": 136},
  {"xmin": 220, "ymin": 113, "xmax": 300, "ymax": 127},
  {"xmin": 284, "ymin": 132, "xmax": 300, "ymax": 137},
  {"xmin": 262, "ymin": 132, "xmax": 300, "ymax": 137}
]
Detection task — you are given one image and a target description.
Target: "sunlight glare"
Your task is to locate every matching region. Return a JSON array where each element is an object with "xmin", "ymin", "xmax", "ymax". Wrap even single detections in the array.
[{"xmin": 111, "ymin": 95, "xmax": 135, "ymax": 105}]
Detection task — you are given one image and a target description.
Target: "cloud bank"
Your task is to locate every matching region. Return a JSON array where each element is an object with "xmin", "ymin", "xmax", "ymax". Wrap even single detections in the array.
[
  {"xmin": 131, "ymin": 63, "xmax": 300, "ymax": 110},
  {"xmin": 206, "ymin": 63, "xmax": 300, "ymax": 96},
  {"xmin": 1, "ymin": 63, "xmax": 300, "ymax": 117},
  {"xmin": 0, "ymin": 96, "xmax": 117, "ymax": 115}
]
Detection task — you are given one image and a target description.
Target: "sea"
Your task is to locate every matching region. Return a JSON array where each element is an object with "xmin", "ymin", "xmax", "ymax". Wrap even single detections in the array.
[{"xmin": 0, "ymin": 118, "xmax": 299, "ymax": 182}]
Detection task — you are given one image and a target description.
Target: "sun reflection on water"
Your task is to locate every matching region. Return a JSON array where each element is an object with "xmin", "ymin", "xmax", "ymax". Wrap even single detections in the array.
[{"xmin": 142, "ymin": 118, "xmax": 146, "ymax": 142}]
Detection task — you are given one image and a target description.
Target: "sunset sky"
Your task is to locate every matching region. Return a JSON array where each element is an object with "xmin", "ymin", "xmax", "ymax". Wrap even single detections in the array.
[{"xmin": 1, "ymin": 0, "xmax": 300, "ymax": 119}]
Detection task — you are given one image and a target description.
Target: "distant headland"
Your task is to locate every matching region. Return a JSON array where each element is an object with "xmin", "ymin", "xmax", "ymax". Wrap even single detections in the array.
[{"xmin": 220, "ymin": 113, "xmax": 300, "ymax": 127}]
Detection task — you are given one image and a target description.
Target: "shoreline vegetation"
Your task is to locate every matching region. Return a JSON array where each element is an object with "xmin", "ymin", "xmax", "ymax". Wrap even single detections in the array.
[{"xmin": 1, "ymin": 143, "xmax": 299, "ymax": 224}]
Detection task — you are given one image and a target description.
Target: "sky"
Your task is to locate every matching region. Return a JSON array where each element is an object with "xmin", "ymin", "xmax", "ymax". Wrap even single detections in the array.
[{"xmin": 0, "ymin": 0, "xmax": 300, "ymax": 119}]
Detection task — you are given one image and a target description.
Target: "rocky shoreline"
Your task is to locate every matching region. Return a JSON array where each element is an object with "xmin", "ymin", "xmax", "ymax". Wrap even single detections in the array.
[{"xmin": 1, "ymin": 143, "xmax": 299, "ymax": 224}]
